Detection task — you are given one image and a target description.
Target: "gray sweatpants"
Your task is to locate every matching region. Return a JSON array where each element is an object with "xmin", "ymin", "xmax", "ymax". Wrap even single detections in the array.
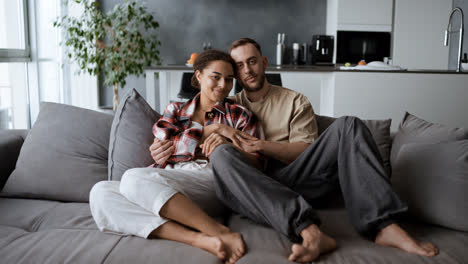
[{"xmin": 210, "ymin": 116, "xmax": 407, "ymax": 242}]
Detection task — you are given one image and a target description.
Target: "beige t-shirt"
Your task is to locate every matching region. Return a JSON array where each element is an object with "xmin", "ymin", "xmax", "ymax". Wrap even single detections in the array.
[{"xmin": 230, "ymin": 85, "xmax": 318, "ymax": 143}]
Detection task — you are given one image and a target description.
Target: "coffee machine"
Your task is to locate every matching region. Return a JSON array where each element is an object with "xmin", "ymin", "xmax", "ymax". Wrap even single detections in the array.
[{"xmin": 311, "ymin": 35, "xmax": 334, "ymax": 65}]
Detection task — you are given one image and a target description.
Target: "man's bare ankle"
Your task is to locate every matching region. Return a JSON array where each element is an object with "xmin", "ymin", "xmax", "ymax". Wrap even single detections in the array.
[
  {"xmin": 300, "ymin": 224, "xmax": 321, "ymax": 240},
  {"xmin": 213, "ymin": 224, "xmax": 231, "ymax": 236}
]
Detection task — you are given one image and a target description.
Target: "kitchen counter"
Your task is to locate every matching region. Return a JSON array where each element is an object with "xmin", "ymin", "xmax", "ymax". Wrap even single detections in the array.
[
  {"xmin": 145, "ymin": 64, "xmax": 468, "ymax": 74},
  {"xmin": 144, "ymin": 66, "xmax": 468, "ymax": 130}
]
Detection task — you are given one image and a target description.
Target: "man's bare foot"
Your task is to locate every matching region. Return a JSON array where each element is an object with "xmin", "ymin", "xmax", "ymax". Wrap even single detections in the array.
[
  {"xmin": 218, "ymin": 232, "xmax": 246, "ymax": 264},
  {"xmin": 191, "ymin": 232, "xmax": 226, "ymax": 260},
  {"xmin": 375, "ymin": 223, "xmax": 439, "ymax": 257},
  {"xmin": 288, "ymin": 224, "xmax": 337, "ymax": 263}
]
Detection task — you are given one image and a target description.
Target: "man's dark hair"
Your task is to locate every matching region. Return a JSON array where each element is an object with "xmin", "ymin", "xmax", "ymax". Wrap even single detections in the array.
[
  {"xmin": 229, "ymin": 38, "xmax": 262, "ymax": 55},
  {"xmin": 191, "ymin": 49, "xmax": 237, "ymax": 89}
]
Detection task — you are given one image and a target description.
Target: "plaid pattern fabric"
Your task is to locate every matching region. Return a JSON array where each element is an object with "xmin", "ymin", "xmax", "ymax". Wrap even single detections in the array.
[{"xmin": 152, "ymin": 93, "xmax": 263, "ymax": 168}]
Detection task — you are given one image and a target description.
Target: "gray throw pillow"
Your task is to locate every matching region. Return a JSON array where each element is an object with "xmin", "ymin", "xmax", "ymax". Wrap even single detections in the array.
[
  {"xmin": 315, "ymin": 115, "xmax": 392, "ymax": 176},
  {"xmin": 2, "ymin": 102, "xmax": 113, "ymax": 202},
  {"xmin": 108, "ymin": 89, "xmax": 161, "ymax": 181},
  {"xmin": 390, "ymin": 112, "xmax": 468, "ymax": 167},
  {"xmin": 392, "ymin": 141, "xmax": 468, "ymax": 231}
]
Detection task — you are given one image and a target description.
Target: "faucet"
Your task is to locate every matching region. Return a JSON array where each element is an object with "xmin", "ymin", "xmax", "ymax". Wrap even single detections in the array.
[{"xmin": 444, "ymin": 7, "xmax": 464, "ymax": 72}]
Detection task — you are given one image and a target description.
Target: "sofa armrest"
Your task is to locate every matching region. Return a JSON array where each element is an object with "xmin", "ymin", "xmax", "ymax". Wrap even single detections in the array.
[{"xmin": 0, "ymin": 129, "xmax": 28, "ymax": 190}]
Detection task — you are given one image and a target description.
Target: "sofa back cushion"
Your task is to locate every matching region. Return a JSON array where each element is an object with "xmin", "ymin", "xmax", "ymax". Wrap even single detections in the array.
[
  {"xmin": 391, "ymin": 112, "xmax": 468, "ymax": 231},
  {"xmin": 108, "ymin": 89, "xmax": 161, "ymax": 181},
  {"xmin": 390, "ymin": 112, "xmax": 468, "ymax": 166},
  {"xmin": 1, "ymin": 102, "xmax": 113, "ymax": 202},
  {"xmin": 392, "ymin": 140, "xmax": 468, "ymax": 231}
]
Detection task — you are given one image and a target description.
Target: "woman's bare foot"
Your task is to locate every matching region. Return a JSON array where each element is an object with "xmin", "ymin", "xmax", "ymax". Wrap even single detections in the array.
[
  {"xmin": 375, "ymin": 223, "xmax": 439, "ymax": 257},
  {"xmin": 191, "ymin": 232, "xmax": 226, "ymax": 260},
  {"xmin": 218, "ymin": 232, "xmax": 246, "ymax": 264},
  {"xmin": 288, "ymin": 224, "xmax": 337, "ymax": 263}
]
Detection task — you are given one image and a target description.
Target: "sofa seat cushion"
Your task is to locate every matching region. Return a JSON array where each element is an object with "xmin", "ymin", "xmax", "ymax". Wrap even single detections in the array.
[
  {"xmin": 0, "ymin": 197, "xmax": 219, "ymax": 264},
  {"xmin": 0, "ymin": 226, "xmax": 221, "ymax": 264},
  {"xmin": 0, "ymin": 197, "xmax": 99, "ymax": 232},
  {"xmin": 1, "ymin": 198, "xmax": 468, "ymax": 263},
  {"xmin": 103, "ymin": 235, "xmax": 221, "ymax": 264},
  {"xmin": 0, "ymin": 226, "xmax": 28, "ymax": 249},
  {"xmin": 228, "ymin": 209, "xmax": 468, "ymax": 264},
  {"xmin": 0, "ymin": 226, "xmax": 121, "ymax": 264},
  {"xmin": 226, "ymin": 214, "xmax": 293, "ymax": 264}
]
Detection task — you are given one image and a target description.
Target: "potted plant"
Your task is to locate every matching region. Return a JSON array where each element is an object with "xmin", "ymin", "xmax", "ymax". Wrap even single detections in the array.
[{"xmin": 54, "ymin": 0, "xmax": 162, "ymax": 111}]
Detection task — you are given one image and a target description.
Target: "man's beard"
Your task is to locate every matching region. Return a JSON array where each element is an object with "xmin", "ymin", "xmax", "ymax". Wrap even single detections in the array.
[{"xmin": 239, "ymin": 73, "xmax": 266, "ymax": 92}]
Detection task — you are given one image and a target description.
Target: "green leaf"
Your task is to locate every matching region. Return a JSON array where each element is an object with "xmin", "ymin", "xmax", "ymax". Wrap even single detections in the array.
[{"xmin": 55, "ymin": 0, "xmax": 162, "ymax": 90}]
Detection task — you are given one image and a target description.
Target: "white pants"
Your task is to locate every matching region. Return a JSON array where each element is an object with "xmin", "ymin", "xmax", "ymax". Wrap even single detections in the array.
[{"xmin": 89, "ymin": 160, "xmax": 226, "ymax": 238}]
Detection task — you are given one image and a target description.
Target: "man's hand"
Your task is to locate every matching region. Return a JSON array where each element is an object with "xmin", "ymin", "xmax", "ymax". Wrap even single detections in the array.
[
  {"xmin": 217, "ymin": 124, "xmax": 260, "ymax": 152},
  {"xmin": 200, "ymin": 132, "xmax": 230, "ymax": 157},
  {"xmin": 149, "ymin": 138, "xmax": 174, "ymax": 165},
  {"xmin": 237, "ymin": 137, "xmax": 263, "ymax": 153}
]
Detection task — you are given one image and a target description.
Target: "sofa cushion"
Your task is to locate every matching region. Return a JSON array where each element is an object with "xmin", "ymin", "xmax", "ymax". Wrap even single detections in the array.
[
  {"xmin": 390, "ymin": 112, "xmax": 468, "ymax": 167},
  {"xmin": 0, "ymin": 226, "xmax": 121, "ymax": 264},
  {"xmin": 2, "ymin": 197, "xmax": 468, "ymax": 263},
  {"xmin": 1, "ymin": 102, "xmax": 112, "ymax": 202},
  {"xmin": 108, "ymin": 89, "xmax": 161, "ymax": 181},
  {"xmin": 392, "ymin": 140, "xmax": 468, "ymax": 232},
  {"xmin": 316, "ymin": 115, "xmax": 392, "ymax": 175},
  {"xmin": 0, "ymin": 197, "xmax": 220, "ymax": 264},
  {"xmin": 227, "ymin": 209, "xmax": 468, "ymax": 263}
]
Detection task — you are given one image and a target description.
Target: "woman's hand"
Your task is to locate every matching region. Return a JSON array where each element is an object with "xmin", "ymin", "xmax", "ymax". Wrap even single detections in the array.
[
  {"xmin": 200, "ymin": 132, "xmax": 230, "ymax": 157},
  {"xmin": 149, "ymin": 138, "xmax": 174, "ymax": 165}
]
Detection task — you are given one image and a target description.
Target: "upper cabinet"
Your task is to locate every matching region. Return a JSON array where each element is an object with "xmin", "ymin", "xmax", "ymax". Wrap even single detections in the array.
[
  {"xmin": 327, "ymin": 0, "xmax": 393, "ymax": 33},
  {"xmin": 392, "ymin": 0, "xmax": 452, "ymax": 70},
  {"xmin": 337, "ymin": 0, "xmax": 393, "ymax": 31}
]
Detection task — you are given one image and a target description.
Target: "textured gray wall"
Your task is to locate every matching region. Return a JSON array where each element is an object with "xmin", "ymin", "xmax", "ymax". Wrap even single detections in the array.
[
  {"xmin": 98, "ymin": 0, "xmax": 327, "ymax": 107},
  {"xmin": 448, "ymin": 0, "xmax": 468, "ymax": 70}
]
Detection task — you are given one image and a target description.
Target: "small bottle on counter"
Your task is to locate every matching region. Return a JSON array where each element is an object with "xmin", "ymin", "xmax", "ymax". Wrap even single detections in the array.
[
  {"xmin": 301, "ymin": 43, "xmax": 308, "ymax": 65},
  {"xmin": 276, "ymin": 33, "xmax": 285, "ymax": 65},
  {"xmin": 292, "ymin": 43, "xmax": 300, "ymax": 65}
]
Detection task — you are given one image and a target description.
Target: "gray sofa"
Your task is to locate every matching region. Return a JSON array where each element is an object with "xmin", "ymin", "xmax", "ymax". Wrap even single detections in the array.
[{"xmin": 1, "ymin": 94, "xmax": 467, "ymax": 263}]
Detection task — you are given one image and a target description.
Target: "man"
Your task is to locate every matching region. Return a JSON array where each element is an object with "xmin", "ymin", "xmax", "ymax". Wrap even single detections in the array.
[{"xmin": 150, "ymin": 38, "xmax": 438, "ymax": 263}]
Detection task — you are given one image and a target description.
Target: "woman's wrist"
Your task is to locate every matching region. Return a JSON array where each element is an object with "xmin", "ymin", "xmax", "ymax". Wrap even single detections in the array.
[
  {"xmin": 214, "ymin": 123, "xmax": 223, "ymax": 134},
  {"xmin": 216, "ymin": 124, "xmax": 230, "ymax": 137}
]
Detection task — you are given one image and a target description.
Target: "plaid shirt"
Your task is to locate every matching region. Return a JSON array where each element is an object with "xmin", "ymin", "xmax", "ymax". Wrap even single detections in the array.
[{"xmin": 152, "ymin": 93, "xmax": 264, "ymax": 168}]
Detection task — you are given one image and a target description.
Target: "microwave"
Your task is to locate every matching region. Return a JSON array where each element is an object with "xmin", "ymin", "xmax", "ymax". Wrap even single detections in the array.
[{"xmin": 336, "ymin": 31, "xmax": 391, "ymax": 64}]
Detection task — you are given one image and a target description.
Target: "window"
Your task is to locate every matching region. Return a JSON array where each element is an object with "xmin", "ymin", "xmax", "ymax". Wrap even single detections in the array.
[
  {"xmin": 0, "ymin": 0, "xmax": 30, "ymax": 60},
  {"xmin": 0, "ymin": 0, "xmax": 30, "ymax": 129},
  {"xmin": 1, "ymin": 0, "xmax": 99, "ymax": 129}
]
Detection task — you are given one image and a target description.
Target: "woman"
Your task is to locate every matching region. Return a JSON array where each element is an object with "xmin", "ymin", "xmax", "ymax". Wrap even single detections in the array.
[{"xmin": 90, "ymin": 50, "xmax": 263, "ymax": 264}]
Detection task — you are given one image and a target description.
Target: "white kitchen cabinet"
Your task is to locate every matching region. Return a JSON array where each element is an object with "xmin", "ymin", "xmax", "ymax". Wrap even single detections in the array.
[
  {"xmin": 277, "ymin": 72, "xmax": 322, "ymax": 114},
  {"xmin": 330, "ymin": 72, "xmax": 468, "ymax": 131},
  {"xmin": 327, "ymin": 0, "xmax": 393, "ymax": 33},
  {"xmin": 392, "ymin": 0, "xmax": 452, "ymax": 70},
  {"xmin": 337, "ymin": 0, "xmax": 393, "ymax": 32}
]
